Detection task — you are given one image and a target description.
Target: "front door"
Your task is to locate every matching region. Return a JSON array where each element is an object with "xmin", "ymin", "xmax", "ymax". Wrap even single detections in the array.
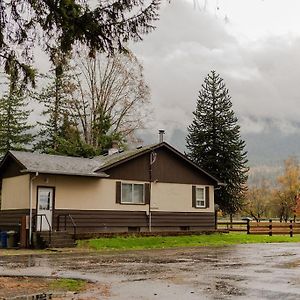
[{"xmin": 37, "ymin": 187, "xmax": 54, "ymax": 231}]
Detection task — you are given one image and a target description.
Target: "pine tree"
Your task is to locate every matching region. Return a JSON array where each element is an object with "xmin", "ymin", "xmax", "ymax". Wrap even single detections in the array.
[
  {"xmin": 0, "ymin": 59, "xmax": 33, "ymax": 155},
  {"xmin": 186, "ymin": 70, "xmax": 248, "ymax": 215},
  {"xmin": 35, "ymin": 53, "xmax": 74, "ymax": 153},
  {"xmin": 0, "ymin": 1, "xmax": 160, "ymax": 85}
]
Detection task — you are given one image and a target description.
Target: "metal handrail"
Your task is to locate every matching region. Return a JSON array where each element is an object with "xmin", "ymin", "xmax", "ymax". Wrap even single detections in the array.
[
  {"xmin": 33, "ymin": 214, "xmax": 52, "ymax": 246},
  {"xmin": 56, "ymin": 214, "xmax": 77, "ymax": 240}
]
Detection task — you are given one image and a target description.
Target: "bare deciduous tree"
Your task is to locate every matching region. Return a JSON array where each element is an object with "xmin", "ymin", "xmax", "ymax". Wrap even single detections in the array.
[
  {"xmin": 68, "ymin": 49, "xmax": 151, "ymax": 150},
  {"xmin": 243, "ymin": 178, "xmax": 272, "ymax": 222}
]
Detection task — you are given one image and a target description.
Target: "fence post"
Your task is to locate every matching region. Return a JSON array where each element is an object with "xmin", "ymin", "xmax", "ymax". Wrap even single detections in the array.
[
  {"xmin": 247, "ymin": 219, "xmax": 250, "ymax": 235},
  {"xmin": 269, "ymin": 219, "xmax": 272, "ymax": 236},
  {"xmin": 290, "ymin": 220, "xmax": 293, "ymax": 237}
]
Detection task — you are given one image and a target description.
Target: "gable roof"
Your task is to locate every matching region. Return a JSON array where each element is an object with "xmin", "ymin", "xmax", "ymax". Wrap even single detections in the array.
[
  {"xmin": 95, "ymin": 142, "xmax": 223, "ymax": 185},
  {"xmin": 0, "ymin": 151, "xmax": 108, "ymax": 178},
  {"xmin": 0, "ymin": 143, "xmax": 223, "ymax": 185}
]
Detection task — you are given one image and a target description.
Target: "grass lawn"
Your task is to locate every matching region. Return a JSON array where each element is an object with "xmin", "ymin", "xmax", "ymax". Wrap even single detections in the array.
[
  {"xmin": 77, "ymin": 232, "xmax": 300, "ymax": 251},
  {"xmin": 49, "ymin": 278, "xmax": 87, "ymax": 292}
]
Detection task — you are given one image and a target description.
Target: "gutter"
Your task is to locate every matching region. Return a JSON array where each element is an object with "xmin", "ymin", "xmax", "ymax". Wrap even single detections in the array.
[
  {"xmin": 21, "ymin": 169, "xmax": 109, "ymax": 178},
  {"xmin": 29, "ymin": 172, "xmax": 39, "ymax": 246}
]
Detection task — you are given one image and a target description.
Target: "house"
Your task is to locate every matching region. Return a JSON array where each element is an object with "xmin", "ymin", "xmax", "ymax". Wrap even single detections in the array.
[{"xmin": 0, "ymin": 137, "xmax": 223, "ymax": 246}]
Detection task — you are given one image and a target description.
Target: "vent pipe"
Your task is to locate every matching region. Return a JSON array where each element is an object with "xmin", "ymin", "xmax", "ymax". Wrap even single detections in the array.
[
  {"xmin": 108, "ymin": 140, "xmax": 119, "ymax": 155},
  {"xmin": 159, "ymin": 130, "xmax": 165, "ymax": 143}
]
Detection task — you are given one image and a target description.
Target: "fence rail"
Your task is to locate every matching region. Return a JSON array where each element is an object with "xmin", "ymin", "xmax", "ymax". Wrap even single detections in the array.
[
  {"xmin": 218, "ymin": 219, "xmax": 300, "ymax": 236},
  {"xmin": 217, "ymin": 221, "xmax": 248, "ymax": 232}
]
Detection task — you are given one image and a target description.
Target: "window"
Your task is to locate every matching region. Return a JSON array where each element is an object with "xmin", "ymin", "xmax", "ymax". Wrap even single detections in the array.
[
  {"xmin": 196, "ymin": 187, "xmax": 205, "ymax": 208},
  {"xmin": 121, "ymin": 183, "xmax": 144, "ymax": 204}
]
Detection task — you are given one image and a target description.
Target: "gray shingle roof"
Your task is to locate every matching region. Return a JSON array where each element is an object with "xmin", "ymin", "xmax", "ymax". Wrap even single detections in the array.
[
  {"xmin": 9, "ymin": 151, "xmax": 109, "ymax": 178},
  {"xmin": 94, "ymin": 144, "xmax": 158, "ymax": 170},
  {"xmin": 3, "ymin": 142, "xmax": 222, "ymax": 184}
]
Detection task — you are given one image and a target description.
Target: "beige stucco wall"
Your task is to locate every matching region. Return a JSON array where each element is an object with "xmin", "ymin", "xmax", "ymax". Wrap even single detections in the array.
[
  {"xmin": 31, "ymin": 174, "xmax": 214, "ymax": 213},
  {"xmin": 1, "ymin": 174, "xmax": 30, "ymax": 209},
  {"xmin": 151, "ymin": 182, "xmax": 214, "ymax": 213},
  {"xmin": 32, "ymin": 175, "xmax": 149, "ymax": 211}
]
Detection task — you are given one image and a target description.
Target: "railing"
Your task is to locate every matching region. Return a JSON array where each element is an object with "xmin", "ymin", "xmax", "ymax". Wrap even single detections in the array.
[
  {"xmin": 33, "ymin": 214, "xmax": 52, "ymax": 246},
  {"xmin": 56, "ymin": 214, "xmax": 77, "ymax": 240}
]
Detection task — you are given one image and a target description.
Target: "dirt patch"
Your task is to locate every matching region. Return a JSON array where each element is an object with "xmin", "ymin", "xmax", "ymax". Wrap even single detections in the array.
[
  {"xmin": 0, "ymin": 277, "xmax": 110, "ymax": 300},
  {"xmin": 0, "ymin": 277, "xmax": 50, "ymax": 298}
]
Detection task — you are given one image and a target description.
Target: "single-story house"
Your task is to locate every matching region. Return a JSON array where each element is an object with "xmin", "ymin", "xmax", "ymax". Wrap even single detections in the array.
[{"xmin": 0, "ymin": 140, "xmax": 223, "ymax": 245}]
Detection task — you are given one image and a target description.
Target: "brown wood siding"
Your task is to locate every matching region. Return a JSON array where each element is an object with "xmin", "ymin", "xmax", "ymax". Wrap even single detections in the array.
[
  {"xmin": 0, "ymin": 156, "xmax": 23, "ymax": 179},
  {"xmin": 54, "ymin": 210, "xmax": 148, "ymax": 232},
  {"xmin": 106, "ymin": 148, "xmax": 215, "ymax": 185},
  {"xmin": 53, "ymin": 210, "xmax": 215, "ymax": 232},
  {"xmin": 106, "ymin": 154, "xmax": 150, "ymax": 182},
  {"xmin": 151, "ymin": 212, "xmax": 215, "ymax": 228},
  {"xmin": 0, "ymin": 209, "xmax": 30, "ymax": 229},
  {"xmin": 0, "ymin": 210, "xmax": 215, "ymax": 233}
]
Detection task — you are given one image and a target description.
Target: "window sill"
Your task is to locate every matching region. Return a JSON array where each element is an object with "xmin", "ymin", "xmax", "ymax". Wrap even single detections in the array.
[{"xmin": 120, "ymin": 202, "xmax": 146, "ymax": 205}]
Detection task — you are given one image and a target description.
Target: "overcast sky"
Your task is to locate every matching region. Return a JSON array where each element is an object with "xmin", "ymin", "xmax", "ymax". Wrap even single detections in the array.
[{"xmin": 131, "ymin": 0, "xmax": 300, "ymax": 142}]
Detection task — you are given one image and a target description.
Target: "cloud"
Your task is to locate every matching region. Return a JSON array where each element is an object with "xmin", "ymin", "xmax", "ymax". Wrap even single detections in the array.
[{"xmin": 131, "ymin": 1, "xmax": 300, "ymax": 139}]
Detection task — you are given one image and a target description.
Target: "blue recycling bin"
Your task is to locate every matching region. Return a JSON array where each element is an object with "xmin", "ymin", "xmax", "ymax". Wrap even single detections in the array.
[{"xmin": 1, "ymin": 231, "xmax": 8, "ymax": 248}]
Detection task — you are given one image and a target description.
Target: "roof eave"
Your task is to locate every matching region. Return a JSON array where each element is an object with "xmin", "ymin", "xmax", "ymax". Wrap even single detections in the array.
[{"xmin": 21, "ymin": 169, "xmax": 109, "ymax": 178}]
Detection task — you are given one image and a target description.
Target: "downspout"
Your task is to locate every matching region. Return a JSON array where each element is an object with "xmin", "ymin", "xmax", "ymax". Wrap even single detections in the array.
[
  {"xmin": 29, "ymin": 172, "xmax": 39, "ymax": 246},
  {"xmin": 148, "ymin": 153, "xmax": 152, "ymax": 232},
  {"xmin": 148, "ymin": 150, "xmax": 157, "ymax": 232}
]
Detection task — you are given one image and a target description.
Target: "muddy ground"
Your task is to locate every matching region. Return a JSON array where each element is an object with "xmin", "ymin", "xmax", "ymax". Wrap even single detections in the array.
[{"xmin": 1, "ymin": 243, "xmax": 300, "ymax": 299}]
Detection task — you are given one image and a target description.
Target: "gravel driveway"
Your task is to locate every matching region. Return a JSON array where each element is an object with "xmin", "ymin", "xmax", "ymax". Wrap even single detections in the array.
[{"xmin": 1, "ymin": 243, "xmax": 300, "ymax": 299}]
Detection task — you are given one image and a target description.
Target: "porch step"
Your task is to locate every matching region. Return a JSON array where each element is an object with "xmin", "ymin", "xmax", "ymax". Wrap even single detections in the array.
[{"xmin": 38, "ymin": 231, "xmax": 76, "ymax": 248}]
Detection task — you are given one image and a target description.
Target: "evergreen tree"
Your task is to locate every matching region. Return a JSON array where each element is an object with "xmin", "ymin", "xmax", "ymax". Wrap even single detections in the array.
[
  {"xmin": 0, "ymin": 1, "xmax": 160, "ymax": 84},
  {"xmin": 0, "ymin": 58, "xmax": 33, "ymax": 155},
  {"xmin": 186, "ymin": 70, "xmax": 248, "ymax": 215},
  {"xmin": 35, "ymin": 52, "xmax": 74, "ymax": 153},
  {"xmin": 49, "ymin": 114, "xmax": 97, "ymax": 157}
]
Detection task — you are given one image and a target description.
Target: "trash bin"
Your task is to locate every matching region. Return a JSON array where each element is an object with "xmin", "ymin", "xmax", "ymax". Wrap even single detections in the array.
[
  {"xmin": 7, "ymin": 231, "xmax": 16, "ymax": 248},
  {"xmin": 1, "ymin": 231, "xmax": 8, "ymax": 248}
]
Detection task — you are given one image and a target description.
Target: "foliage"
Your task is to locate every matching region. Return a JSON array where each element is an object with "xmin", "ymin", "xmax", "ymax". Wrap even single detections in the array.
[
  {"xmin": 35, "ymin": 49, "xmax": 150, "ymax": 157},
  {"xmin": 45, "ymin": 114, "xmax": 98, "ymax": 157},
  {"xmin": 77, "ymin": 232, "xmax": 300, "ymax": 251},
  {"xmin": 0, "ymin": 57, "xmax": 33, "ymax": 155},
  {"xmin": 68, "ymin": 49, "xmax": 151, "ymax": 151},
  {"xmin": 273, "ymin": 157, "xmax": 300, "ymax": 221},
  {"xmin": 243, "ymin": 178, "xmax": 272, "ymax": 221},
  {"xmin": 186, "ymin": 70, "xmax": 248, "ymax": 214},
  {"xmin": 0, "ymin": 0, "xmax": 160, "ymax": 84},
  {"xmin": 34, "ymin": 56, "xmax": 75, "ymax": 153}
]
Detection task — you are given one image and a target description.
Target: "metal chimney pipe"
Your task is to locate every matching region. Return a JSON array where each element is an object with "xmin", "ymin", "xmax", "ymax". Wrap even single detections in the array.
[{"xmin": 159, "ymin": 130, "xmax": 165, "ymax": 143}]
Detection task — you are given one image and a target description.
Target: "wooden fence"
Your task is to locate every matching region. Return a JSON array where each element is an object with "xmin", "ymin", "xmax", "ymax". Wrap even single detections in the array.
[
  {"xmin": 217, "ymin": 221, "xmax": 248, "ymax": 232},
  {"xmin": 218, "ymin": 219, "xmax": 300, "ymax": 236}
]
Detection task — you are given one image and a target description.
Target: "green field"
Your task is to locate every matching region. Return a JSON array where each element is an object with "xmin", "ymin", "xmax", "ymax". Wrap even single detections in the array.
[{"xmin": 77, "ymin": 232, "xmax": 300, "ymax": 251}]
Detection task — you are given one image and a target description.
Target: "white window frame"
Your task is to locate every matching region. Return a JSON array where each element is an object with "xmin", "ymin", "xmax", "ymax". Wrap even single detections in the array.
[
  {"xmin": 121, "ymin": 183, "xmax": 145, "ymax": 204},
  {"xmin": 196, "ymin": 187, "xmax": 206, "ymax": 208}
]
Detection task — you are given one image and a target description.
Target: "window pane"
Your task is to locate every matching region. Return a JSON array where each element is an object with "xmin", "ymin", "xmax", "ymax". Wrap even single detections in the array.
[
  {"xmin": 122, "ymin": 184, "xmax": 132, "ymax": 203},
  {"xmin": 39, "ymin": 192, "xmax": 51, "ymax": 210},
  {"xmin": 196, "ymin": 200, "xmax": 205, "ymax": 208},
  {"xmin": 196, "ymin": 188, "xmax": 204, "ymax": 200},
  {"xmin": 133, "ymin": 184, "xmax": 144, "ymax": 204}
]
